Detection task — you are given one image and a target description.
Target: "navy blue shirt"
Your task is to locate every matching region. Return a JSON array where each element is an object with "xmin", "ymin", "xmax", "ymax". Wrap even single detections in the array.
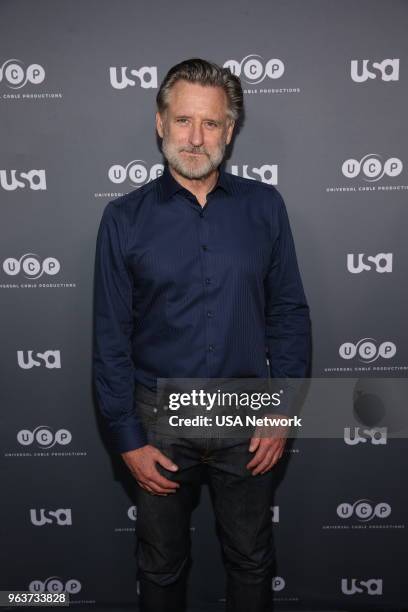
[{"xmin": 93, "ymin": 166, "xmax": 311, "ymax": 453}]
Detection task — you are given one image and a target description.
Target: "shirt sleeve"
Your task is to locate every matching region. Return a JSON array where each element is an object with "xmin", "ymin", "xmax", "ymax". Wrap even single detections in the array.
[
  {"xmin": 92, "ymin": 201, "xmax": 148, "ymax": 453},
  {"xmin": 264, "ymin": 190, "xmax": 312, "ymax": 415}
]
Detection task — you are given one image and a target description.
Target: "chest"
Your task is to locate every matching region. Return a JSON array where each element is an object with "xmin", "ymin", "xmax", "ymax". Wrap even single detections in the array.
[{"xmin": 127, "ymin": 200, "xmax": 274, "ymax": 287}]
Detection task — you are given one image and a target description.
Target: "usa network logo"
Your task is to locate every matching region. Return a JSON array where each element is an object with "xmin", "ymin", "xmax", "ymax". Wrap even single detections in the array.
[
  {"xmin": 30, "ymin": 508, "xmax": 72, "ymax": 527},
  {"xmin": 223, "ymin": 54, "xmax": 300, "ymax": 95},
  {"xmin": 17, "ymin": 349, "xmax": 61, "ymax": 369},
  {"xmin": 230, "ymin": 163, "xmax": 278, "ymax": 185},
  {"xmin": 109, "ymin": 64, "xmax": 157, "ymax": 89},
  {"xmin": 0, "ymin": 58, "xmax": 62, "ymax": 101},
  {"xmin": 350, "ymin": 58, "xmax": 399, "ymax": 82},
  {"xmin": 0, "ymin": 168, "xmax": 46, "ymax": 191},
  {"xmin": 346, "ymin": 253, "xmax": 392, "ymax": 274},
  {"xmin": 326, "ymin": 154, "xmax": 407, "ymax": 194},
  {"xmin": 343, "ymin": 427, "xmax": 387, "ymax": 445},
  {"xmin": 341, "ymin": 578, "xmax": 383, "ymax": 596}
]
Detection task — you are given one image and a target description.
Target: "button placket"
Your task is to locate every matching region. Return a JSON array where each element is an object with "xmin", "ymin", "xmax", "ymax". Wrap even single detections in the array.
[{"xmin": 197, "ymin": 208, "xmax": 215, "ymax": 373}]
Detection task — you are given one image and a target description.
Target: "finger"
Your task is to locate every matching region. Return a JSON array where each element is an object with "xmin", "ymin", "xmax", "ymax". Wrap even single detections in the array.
[
  {"xmin": 137, "ymin": 477, "xmax": 168, "ymax": 496},
  {"xmin": 148, "ymin": 477, "xmax": 180, "ymax": 493},
  {"xmin": 248, "ymin": 436, "xmax": 261, "ymax": 453},
  {"xmin": 146, "ymin": 488, "xmax": 167, "ymax": 496},
  {"xmin": 260, "ymin": 451, "xmax": 280, "ymax": 473},
  {"xmin": 154, "ymin": 449, "xmax": 179, "ymax": 472},
  {"xmin": 246, "ymin": 444, "xmax": 269, "ymax": 469},
  {"xmin": 150, "ymin": 465, "xmax": 180, "ymax": 490},
  {"xmin": 138, "ymin": 481, "xmax": 160, "ymax": 495},
  {"xmin": 271, "ymin": 447, "xmax": 283, "ymax": 465},
  {"xmin": 146, "ymin": 479, "xmax": 177, "ymax": 495},
  {"xmin": 259, "ymin": 462, "xmax": 274, "ymax": 475},
  {"xmin": 252, "ymin": 451, "xmax": 274, "ymax": 475},
  {"xmin": 261, "ymin": 448, "xmax": 284, "ymax": 474}
]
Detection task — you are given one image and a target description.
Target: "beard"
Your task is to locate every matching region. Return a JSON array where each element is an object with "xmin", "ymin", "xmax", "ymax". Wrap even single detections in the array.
[{"xmin": 161, "ymin": 134, "xmax": 227, "ymax": 180}]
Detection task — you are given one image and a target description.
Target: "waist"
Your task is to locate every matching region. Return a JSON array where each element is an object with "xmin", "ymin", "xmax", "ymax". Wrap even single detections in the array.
[{"xmin": 134, "ymin": 382, "xmax": 157, "ymax": 407}]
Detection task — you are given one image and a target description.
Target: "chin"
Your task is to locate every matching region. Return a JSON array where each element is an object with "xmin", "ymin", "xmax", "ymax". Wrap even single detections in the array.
[{"xmin": 178, "ymin": 163, "xmax": 213, "ymax": 180}]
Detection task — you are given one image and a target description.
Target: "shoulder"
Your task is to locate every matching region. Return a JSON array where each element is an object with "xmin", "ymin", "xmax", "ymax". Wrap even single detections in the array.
[
  {"xmin": 225, "ymin": 171, "xmax": 286, "ymax": 214},
  {"xmin": 101, "ymin": 179, "xmax": 158, "ymax": 222}
]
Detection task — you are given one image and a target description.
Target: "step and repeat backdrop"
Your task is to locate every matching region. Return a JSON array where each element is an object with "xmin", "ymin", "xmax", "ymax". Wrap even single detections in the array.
[{"xmin": 1, "ymin": 0, "xmax": 407, "ymax": 610}]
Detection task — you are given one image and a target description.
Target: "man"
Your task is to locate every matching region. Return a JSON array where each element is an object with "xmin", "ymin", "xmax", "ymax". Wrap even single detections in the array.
[{"xmin": 93, "ymin": 58, "xmax": 311, "ymax": 612}]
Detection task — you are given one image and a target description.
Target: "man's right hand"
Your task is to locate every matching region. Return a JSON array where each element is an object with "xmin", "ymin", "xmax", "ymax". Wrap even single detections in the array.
[{"xmin": 121, "ymin": 445, "xmax": 180, "ymax": 496}]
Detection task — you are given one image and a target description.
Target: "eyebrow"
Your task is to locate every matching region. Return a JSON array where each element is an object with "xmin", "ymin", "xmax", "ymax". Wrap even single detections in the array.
[{"xmin": 174, "ymin": 115, "xmax": 223, "ymax": 125}]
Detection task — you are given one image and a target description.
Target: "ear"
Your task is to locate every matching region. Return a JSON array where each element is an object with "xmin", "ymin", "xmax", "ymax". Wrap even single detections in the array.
[
  {"xmin": 225, "ymin": 119, "xmax": 235, "ymax": 145},
  {"xmin": 156, "ymin": 111, "xmax": 165, "ymax": 138}
]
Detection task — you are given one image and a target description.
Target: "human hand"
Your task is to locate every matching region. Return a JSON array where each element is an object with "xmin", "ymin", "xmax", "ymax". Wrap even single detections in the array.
[
  {"xmin": 246, "ymin": 414, "xmax": 288, "ymax": 476},
  {"xmin": 121, "ymin": 444, "xmax": 180, "ymax": 496}
]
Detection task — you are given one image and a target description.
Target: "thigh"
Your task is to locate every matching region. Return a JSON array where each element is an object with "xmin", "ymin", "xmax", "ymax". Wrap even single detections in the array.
[
  {"xmin": 135, "ymin": 401, "xmax": 205, "ymax": 542},
  {"xmin": 207, "ymin": 439, "xmax": 276, "ymax": 557}
]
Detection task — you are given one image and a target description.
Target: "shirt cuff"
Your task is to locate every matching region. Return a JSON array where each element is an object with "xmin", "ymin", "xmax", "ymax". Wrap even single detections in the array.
[{"xmin": 109, "ymin": 419, "xmax": 148, "ymax": 454}]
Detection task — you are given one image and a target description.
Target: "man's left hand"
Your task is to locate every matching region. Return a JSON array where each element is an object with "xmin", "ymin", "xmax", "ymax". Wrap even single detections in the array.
[{"xmin": 246, "ymin": 414, "xmax": 289, "ymax": 475}]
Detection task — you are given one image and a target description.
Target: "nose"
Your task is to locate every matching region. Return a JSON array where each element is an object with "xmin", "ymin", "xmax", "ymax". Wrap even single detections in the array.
[{"xmin": 189, "ymin": 121, "xmax": 204, "ymax": 147}]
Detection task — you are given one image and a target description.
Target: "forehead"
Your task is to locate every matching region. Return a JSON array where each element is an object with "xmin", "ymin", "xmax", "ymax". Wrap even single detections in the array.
[{"xmin": 166, "ymin": 80, "xmax": 229, "ymax": 118}]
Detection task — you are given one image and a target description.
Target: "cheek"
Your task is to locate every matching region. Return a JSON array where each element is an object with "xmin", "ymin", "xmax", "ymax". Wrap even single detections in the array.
[
  {"xmin": 169, "ymin": 129, "xmax": 189, "ymax": 146},
  {"xmin": 205, "ymin": 133, "xmax": 225, "ymax": 149},
  {"xmin": 206, "ymin": 135, "xmax": 225, "ymax": 152}
]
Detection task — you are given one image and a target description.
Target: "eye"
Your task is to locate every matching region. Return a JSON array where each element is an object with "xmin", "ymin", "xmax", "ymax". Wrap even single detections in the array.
[
  {"xmin": 205, "ymin": 121, "xmax": 218, "ymax": 129},
  {"xmin": 176, "ymin": 117, "xmax": 189, "ymax": 124}
]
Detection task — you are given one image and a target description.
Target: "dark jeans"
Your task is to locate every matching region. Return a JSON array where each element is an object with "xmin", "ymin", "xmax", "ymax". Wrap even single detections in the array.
[{"xmin": 134, "ymin": 384, "xmax": 277, "ymax": 612}]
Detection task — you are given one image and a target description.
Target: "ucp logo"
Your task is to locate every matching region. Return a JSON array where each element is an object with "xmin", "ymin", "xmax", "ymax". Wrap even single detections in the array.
[
  {"xmin": 3, "ymin": 254, "xmax": 60, "ymax": 279},
  {"xmin": 337, "ymin": 500, "xmax": 391, "ymax": 521},
  {"xmin": 0, "ymin": 59, "xmax": 45, "ymax": 88},
  {"xmin": 271, "ymin": 576, "xmax": 285, "ymax": 592},
  {"xmin": 17, "ymin": 427, "xmax": 72, "ymax": 449},
  {"xmin": 29, "ymin": 578, "xmax": 81, "ymax": 594},
  {"xmin": 224, "ymin": 55, "xmax": 284, "ymax": 84},
  {"xmin": 108, "ymin": 161, "xmax": 163, "ymax": 187},
  {"xmin": 342, "ymin": 155, "xmax": 402, "ymax": 181},
  {"xmin": 339, "ymin": 339, "xmax": 396, "ymax": 363}
]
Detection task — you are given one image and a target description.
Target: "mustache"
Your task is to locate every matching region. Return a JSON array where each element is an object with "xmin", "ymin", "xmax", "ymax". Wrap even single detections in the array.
[{"xmin": 179, "ymin": 146, "xmax": 209, "ymax": 156}]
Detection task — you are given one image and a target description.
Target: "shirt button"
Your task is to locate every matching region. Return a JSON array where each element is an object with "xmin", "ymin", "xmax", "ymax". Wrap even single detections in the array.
[
  {"xmin": 199, "ymin": 211, "xmax": 204, "ymax": 218},
  {"xmin": 208, "ymin": 344, "xmax": 215, "ymax": 352},
  {"xmin": 202, "ymin": 245, "xmax": 208, "ymax": 251},
  {"xmin": 205, "ymin": 277, "xmax": 211, "ymax": 285},
  {"xmin": 207, "ymin": 311, "xmax": 213, "ymax": 318}
]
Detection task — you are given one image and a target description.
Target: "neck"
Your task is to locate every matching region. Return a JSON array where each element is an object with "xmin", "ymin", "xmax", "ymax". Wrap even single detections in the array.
[{"xmin": 168, "ymin": 165, "xmax": 219, "ymax": 207}]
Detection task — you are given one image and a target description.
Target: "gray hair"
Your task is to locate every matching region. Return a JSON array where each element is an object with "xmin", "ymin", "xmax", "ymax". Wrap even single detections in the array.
[{"xmin": 156, "ymin": 58, "xmax": 243, "ymax": 123}]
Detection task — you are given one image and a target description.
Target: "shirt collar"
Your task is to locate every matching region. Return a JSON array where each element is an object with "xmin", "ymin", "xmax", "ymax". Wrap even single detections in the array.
[{"xmin": 158, "ymin": 164, "xmax": 232, "ymax": 202}]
